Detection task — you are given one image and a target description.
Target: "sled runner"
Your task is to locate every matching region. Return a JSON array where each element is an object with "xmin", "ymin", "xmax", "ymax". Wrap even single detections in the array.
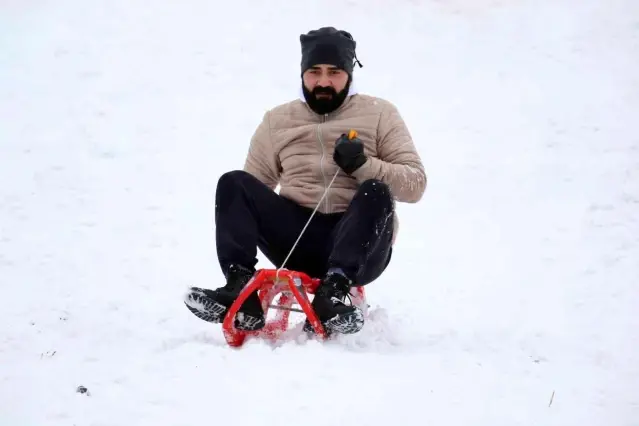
[{"xmin": 221, "ymin": 268, "xmax": 366, "ymax": 347}]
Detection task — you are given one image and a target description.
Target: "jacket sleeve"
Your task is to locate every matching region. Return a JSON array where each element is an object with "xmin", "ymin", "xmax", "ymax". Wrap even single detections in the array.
[
  {"xmin": 351, "ymin": 102, "xmax": 427, "ymax": 202},
  {"xmin": 243, "ymin": 111, "xmax": 281, "ymax": 190}
]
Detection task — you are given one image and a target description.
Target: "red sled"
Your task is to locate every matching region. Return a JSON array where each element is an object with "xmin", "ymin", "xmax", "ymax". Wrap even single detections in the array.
[{"xmin": 221, "ymin": 268, "xmax": 367, "ymax": 347}]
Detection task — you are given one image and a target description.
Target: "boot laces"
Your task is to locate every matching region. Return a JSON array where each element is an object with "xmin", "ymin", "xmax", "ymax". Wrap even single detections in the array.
[
  {"xmin": 334, "ymin": 291, "xmax": 353, "ymax": 305},
  {"xmin": 326, "ymin": 281, "xmax": 353, "ymax": 306},
  {"xmin": 224, "ymin": 264, "xmax": 255, "ymax": 292}
]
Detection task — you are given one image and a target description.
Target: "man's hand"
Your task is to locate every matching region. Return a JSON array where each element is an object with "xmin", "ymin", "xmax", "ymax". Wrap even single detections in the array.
[{"xmin": 333, "ymin": 131, "xmax": 367, "ymax": 175}]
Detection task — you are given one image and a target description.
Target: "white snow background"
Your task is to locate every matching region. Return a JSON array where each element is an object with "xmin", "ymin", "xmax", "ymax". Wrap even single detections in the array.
[{"xmin": 1, "ymin": 0, "xmax": 638, "ymax": 425}]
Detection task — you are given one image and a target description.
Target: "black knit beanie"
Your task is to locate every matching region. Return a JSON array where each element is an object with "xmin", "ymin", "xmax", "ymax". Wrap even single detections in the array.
[{"xmin": 300, "ymin": 27, "xmax": 362, "ymax": 77}]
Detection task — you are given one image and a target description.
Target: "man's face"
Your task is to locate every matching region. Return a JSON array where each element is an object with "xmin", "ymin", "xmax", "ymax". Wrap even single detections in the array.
[
  {"xmin": 302, "ymin": 64, "xmax": 350, "ymax": 114},
  {"xmin": 303, "ymin": 64, "xmax": 349, "ymax": 97}
]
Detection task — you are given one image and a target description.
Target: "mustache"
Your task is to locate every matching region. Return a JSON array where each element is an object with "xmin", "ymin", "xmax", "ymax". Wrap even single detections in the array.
[{"xmin": 312, "ymin": 86, "xmax": 337, "ymax": 96}]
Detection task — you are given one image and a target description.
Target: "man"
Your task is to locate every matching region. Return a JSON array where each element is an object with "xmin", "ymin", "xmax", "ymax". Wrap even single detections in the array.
[{"xmin": 185, "ymin": 27, "xmax": 426, "ymax": 335}]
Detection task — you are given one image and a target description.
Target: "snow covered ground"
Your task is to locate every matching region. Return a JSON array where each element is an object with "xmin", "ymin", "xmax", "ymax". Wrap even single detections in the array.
[{"xmin": 1, "ymin": 0, "xmax": 638, "ymax": 424}]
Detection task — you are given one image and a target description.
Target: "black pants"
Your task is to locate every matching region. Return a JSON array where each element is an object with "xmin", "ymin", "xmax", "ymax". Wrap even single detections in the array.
[{"xmin": 215, "ymin": 170, "xmax": 394, "ymax": 285}]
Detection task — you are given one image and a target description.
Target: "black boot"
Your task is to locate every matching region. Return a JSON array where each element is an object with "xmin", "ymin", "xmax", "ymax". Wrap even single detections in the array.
[
  {"xmin": 184, "ymin": 264, "xmax": 265, "ymax": 331},
  {"xmin": 303, "ymin": 272, "xmax": 364, "ymax": 335}
]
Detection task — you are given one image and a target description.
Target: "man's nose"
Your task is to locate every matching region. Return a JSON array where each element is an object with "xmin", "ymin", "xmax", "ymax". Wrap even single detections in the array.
[{"xmin": 317, "ymin": 74, "xmax": 332, "ymax": 87}]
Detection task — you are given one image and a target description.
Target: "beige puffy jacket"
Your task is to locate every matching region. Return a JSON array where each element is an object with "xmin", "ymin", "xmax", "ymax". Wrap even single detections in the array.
[{"xmin": 243, "ymin": 92, "xmax": 427, "ymax": 244}]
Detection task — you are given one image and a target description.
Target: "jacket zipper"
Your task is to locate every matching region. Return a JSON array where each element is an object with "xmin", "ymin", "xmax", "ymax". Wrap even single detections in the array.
[{"xmin": 316, "ymin": 113, "xmax": 330, "ymax": 212}]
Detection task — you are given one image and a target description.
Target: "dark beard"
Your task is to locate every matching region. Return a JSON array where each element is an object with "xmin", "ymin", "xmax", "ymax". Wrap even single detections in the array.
[{"xmin": 302, "ymin": 78, "xmax": 351, "ymax": 115}]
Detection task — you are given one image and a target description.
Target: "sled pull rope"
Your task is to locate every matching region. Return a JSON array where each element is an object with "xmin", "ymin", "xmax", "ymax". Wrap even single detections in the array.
[
  {"xmin": 276, "ymin": 168, "xmax": 339, "ymax": 279},
  {"xmin": 276, "ymin": 129, "xmax": 359, "ymax": 280}
]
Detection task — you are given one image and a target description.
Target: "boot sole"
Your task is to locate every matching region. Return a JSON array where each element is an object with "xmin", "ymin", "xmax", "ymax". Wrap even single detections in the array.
[
  {"xmin": 326, "ymin": 309, "xmax": 365, "ymax": 334},
  {"xmin": 303, "ymin": 309, "xmax": 365, "ymax": 335},
  {"xmin": 185, "ymin": 288, "xmax": 265, "ymax": 331}
]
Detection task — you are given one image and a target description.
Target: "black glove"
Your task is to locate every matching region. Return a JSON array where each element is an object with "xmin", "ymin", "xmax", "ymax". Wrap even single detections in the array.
[{"xmin": 333, "ymin": 133, "xmax": 367, "ymax": 175}]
